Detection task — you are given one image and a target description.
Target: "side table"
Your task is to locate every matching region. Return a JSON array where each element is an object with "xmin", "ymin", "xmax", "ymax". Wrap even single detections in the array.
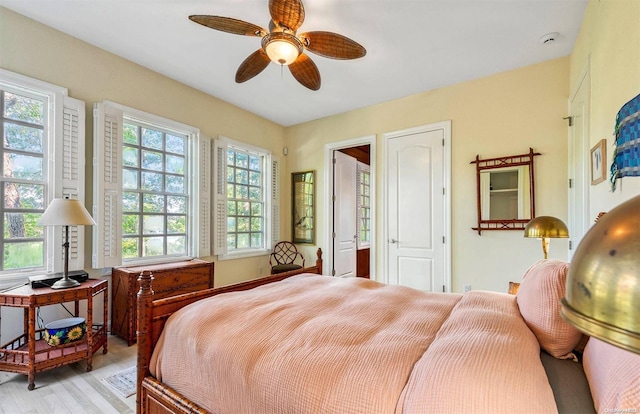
[{"xmin": 0, "ymin": 278, "xmax": 108, "ymax": 390}]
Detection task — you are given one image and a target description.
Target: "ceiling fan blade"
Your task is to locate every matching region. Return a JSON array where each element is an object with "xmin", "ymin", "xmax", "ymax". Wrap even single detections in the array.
[
  {"xmin": 289, "ymin": 54, "xmax": 320, "ymax": 91},
  {"xmin": 236, "ymin": 49, "xmax": 271, "ymax": 83},
  {"xmin": 189, "ymin": 15, "xmax": 266, "ymax": 37},
  {"xmin": 269, "ymin": 0, "xmax": 305, "ymax": 31},
  {"xmin": 299, "ymin": 31, "xmax": 366, "ymax": 60}
]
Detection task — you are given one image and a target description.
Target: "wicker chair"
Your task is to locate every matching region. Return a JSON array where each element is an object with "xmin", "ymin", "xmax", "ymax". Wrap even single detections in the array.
[{"xmin": 269, "ymin": 241, "xmax": 305, "ymax": 274}]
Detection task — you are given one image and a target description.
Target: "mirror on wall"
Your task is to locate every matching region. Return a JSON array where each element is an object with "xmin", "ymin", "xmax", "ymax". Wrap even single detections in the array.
[
  {"xmin": 292, "ymin": 170, "xmax": 315, "ymax": 244},
  {"xmin": 471, "ymin": 148, "xmax": 540, "ymax": 235}
]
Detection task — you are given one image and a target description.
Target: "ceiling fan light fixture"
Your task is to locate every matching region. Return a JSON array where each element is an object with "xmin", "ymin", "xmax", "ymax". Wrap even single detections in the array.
[{"xmin": 262, "ymin": 32, "xmax": 302, "ymax": 65}]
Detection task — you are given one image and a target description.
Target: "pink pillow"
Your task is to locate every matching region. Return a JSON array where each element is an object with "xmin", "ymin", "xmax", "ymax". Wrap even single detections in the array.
[
  {"xmin": 516, "ymin": 259, "xmax": 582, "ymax": 359},
  {"xmin": 583, "ymin": 338, "xmax": 640, "ymax": 412}
]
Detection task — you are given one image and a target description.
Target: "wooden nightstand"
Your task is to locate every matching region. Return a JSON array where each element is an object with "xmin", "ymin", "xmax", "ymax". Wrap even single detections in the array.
[{"xmin": 0, "ymin": 279, "xmax": 108, "ymax": 390}]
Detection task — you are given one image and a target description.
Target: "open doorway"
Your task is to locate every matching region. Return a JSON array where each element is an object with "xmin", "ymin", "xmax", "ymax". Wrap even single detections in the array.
[{"xmin": 324, "ymin": 136, "xmax": 376, "ymax": 281}]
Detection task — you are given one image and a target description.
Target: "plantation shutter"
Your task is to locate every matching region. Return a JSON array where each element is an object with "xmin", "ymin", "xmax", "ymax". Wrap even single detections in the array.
[
  {"xmin": 212, "ymin": 139, "xmax": 228, "ymax": 256},
  {"xmin": 270, "ymin": 157, "xmax": 280, "ymax": 247},
  {"xmin": 92, "ymin": 102, "xmax": 123, "ymax": 268},
  {"xmin": 53, "ymin": 96, "xmax": 85, "ymax": 272},
  {"xmin": 197, "ymin": 134, "xmax": 211, "ymax": 257}
]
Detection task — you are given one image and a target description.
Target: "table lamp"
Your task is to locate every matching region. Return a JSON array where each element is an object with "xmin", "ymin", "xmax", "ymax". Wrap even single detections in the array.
[
  {"xmin": 561, "ymin": 195, "xmax": 640, "ymax": 354},
  {"xmin": 37, "ymin": 197, "xmax": 96, "ymax": 289},
  {"xmin": 523, "ymin": 216, "xmax": 569, "ymax": 259}
]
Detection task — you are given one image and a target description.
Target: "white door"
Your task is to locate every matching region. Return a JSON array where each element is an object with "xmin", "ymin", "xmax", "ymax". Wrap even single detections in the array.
[
  {"xmin": 385, "ymin": 123, "xmax": 448, "ymax": 292},
  {"xmin": 333, "ymin": 151, "xmax": 357, "ymax": 277},
  {"xmin": 568, "ymin": 67, "xmax": 590, "ymax": 259}
]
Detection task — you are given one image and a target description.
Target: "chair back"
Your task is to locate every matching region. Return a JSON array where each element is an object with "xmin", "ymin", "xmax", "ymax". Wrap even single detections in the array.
[{"xmin": 270, "ymin": 241, "xmax": 305, "ymax": 274}]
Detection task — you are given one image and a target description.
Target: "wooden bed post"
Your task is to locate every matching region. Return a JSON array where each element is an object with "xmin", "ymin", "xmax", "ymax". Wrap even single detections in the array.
[
  {"xmin": 136, "ymin": 271, "xmax": 154, "ymax": 414},
  {"xmin": 316, "ymin": 248, "xmax": 323, "ymax": 275}
]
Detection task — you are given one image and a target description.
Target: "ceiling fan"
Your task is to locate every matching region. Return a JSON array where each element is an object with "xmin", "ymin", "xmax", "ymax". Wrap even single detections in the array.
[{"xmin": 189, "ymin": 0, "xmax": 366, "ymax": 91}]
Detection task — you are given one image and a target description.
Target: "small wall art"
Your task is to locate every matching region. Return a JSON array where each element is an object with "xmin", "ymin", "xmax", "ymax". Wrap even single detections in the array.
[{"xmin": 590, "ymin": 139, "xmax": 607, "ymax": 185}]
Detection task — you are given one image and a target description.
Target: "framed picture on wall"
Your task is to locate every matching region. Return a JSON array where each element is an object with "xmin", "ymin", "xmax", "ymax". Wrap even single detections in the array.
[
  {"xmin": 590, "ymin": 139, "xmax": 607, "ymax": 185},
  {"xmin": 292, "ymin": 171, "xmax": 315, "ymax": 244}
]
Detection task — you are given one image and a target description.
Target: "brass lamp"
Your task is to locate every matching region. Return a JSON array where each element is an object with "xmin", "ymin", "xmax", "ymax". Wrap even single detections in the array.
[
  {"xmin": 37, "ymin": 197, "xmax": 95, "ymax": 289},
  {"xmin": 561, "ymin": 195, "xmax": 640, "ymax": 354},
  {"xmin": 524, "ymin": 216, "xmax": 569, "ymax": 259}
]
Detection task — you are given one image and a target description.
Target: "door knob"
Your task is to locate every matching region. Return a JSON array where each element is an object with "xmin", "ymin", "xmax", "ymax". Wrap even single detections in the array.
[{"xmin": 390, "ymin": 238, "xmax": 398, "ymax": 244}]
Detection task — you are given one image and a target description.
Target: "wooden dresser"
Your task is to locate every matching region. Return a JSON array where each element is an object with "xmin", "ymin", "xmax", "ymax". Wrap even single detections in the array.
[{"xmin": 111, "ymin": 259, "xmax": 214, "ymax": 345}]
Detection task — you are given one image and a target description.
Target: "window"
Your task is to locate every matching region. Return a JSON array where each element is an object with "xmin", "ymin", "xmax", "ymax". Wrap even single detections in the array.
[
  {"xmin": 226, "ymin": 147, "xmax": 264, "ymax": 250},
  {"xmin": 121, "ymin": 121, "xmax": 189, "ymax": 259},
  {"xmin": 1, "ymin": 87, "xmax": 46, "ymax": 271},
  {"xmin": 0, "ymin": 69, "xmax": 86, "ymax": 282},
  {"xmin": 357, "ymin": 162, "xmax": 370, "ymax": 249},
  {"xmin": 213, "ymin": 137, "xmax": 278, "ymax": 259},
  {"xmin": 93, "ymin": 102, "xmax": 209, "ymax": 268}
]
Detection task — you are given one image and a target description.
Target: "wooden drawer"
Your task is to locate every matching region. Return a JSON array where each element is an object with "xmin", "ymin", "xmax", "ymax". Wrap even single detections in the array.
[
  {"xmin": 111, "ymin": 259, "xmax": 213, "ymax": 345},
  {"xmin": 149, "ymin": 267, "xmax": 212, "ymax": 296}
]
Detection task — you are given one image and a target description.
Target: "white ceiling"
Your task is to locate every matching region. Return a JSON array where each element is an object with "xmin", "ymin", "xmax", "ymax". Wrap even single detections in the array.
[{"xmin": 0, "ymin": 0, "xmax": 588, "ymax": 127}]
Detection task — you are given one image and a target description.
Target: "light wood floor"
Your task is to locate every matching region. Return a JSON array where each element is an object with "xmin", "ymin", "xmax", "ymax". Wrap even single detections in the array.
[{"xmin": 0, "ymin": 335, "xmax": 137, "ymax": 413}]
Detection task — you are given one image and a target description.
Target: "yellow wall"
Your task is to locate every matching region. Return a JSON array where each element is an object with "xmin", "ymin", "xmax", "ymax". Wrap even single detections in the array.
[
  {"xmin": 0, "ymin": 7, "xmax": 286, "ymax": 287},
  {"xmin": 570, "ymin": 0, "xmax": 640, "ymax": 215},
  {"xmin": 286, "ymin": 58, "xmax": 570, "ymax": 293}
]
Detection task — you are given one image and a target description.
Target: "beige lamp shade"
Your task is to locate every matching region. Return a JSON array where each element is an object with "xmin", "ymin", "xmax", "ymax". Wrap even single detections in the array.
[
  {"xmin": 561, "ymin": 195, "xmax": 640, "ymax": 354},
  {"xmin": 37, "ymin": 198, "xmax": 95, "ymax": 226}
]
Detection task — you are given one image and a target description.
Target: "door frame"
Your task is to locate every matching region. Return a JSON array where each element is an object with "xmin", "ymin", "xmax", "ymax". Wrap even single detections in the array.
[
  {"xmin": 567, "ymin": 60, "xmax": 591, "ymax": 260},
  {"xmin": 382, "ymin": 121, "xmax": 452, "ymax": 291},
  {"xmin": 324, "ymin": 135, "xmax": 376, "ymax": 280}
]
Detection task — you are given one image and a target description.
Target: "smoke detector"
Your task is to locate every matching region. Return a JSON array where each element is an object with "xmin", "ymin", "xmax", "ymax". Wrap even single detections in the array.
[{"xmin": 539, "ymin": 32, "xmax": 560, "ymax": 45}]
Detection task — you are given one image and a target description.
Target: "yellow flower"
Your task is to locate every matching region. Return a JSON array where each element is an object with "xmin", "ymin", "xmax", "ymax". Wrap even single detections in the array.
[
  {"xmin": 47, "ymin": 335, "xmax": 60, "ymax": 346},
  {"xmin": 67, "ymin": 326, "xmax": 84, "ymax": 342}
]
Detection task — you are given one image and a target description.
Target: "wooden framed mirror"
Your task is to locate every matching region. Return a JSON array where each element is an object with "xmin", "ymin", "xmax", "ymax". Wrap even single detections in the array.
[
  {"xmin": 292, "ymin": 170, "xmax": 315, "ymax": 244},
  {"xmin": 470, "ymin": 148, "xmax": 540, "ymax": 235}
]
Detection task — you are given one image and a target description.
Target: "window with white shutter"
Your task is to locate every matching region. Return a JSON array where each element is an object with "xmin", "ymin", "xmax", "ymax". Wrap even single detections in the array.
[
  {"xmin": 213, "ymin": 137, "xmax": 277, "ymax": 260},
  {"xmin": 0, "ymin": 69, "xmax": 86, "ymax": 280},
  {"xmin": 92, "ymin": 102, "xmax": 208, "ymax": 268}
]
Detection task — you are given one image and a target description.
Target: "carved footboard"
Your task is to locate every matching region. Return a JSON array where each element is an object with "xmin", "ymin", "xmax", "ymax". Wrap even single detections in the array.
[{"xmin": 136, "ymin": 248, "xmax": 323, "ymax": 414}]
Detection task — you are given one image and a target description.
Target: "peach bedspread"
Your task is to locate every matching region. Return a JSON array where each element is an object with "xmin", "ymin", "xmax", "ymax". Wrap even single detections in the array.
[{"xmin": 150, "ymin": 275, "xmax": 557, "ymax": 413}]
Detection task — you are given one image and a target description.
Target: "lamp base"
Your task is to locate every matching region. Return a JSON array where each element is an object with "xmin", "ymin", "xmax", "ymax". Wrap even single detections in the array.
[{"xmin": 51, "ymin": 277, "xmax": 81, "ymax": 289}]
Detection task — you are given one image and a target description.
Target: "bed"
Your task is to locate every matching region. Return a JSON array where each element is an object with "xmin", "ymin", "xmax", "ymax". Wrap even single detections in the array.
[{"xmin": 135, "ymin": 252, "xmax": 639, "ymax": 414}]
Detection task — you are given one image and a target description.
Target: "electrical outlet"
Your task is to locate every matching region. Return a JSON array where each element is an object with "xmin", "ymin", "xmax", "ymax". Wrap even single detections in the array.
[
  {"xmin": 463, "ymin": 284, "xmax": 472, "ymax": 293},
  {"xmin": 259, "ymin": 267, "xmax": 264, "ymax": 275}
]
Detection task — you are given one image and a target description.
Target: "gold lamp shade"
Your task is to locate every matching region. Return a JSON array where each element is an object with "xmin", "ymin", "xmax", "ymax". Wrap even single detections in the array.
[
  {"xmin": 561, "ymin": 195, "xmax": 640, "ymax": 354},
  {"xmin": 524, "ymin": 216, "xmax": 569, "ymax": 259}
]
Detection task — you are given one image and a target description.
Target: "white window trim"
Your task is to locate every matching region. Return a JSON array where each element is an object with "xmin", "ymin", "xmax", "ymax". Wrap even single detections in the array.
[
  {"xmin": 0, "ymin": 69, "xmax": 86, "ymax": 288},
  {"xmin": 92, "ymin": 101, "xmax": 208, "ymax": 268},
  {"xmin": 213, "ymin": 136, "xmax": 277, "ymax": 261}
]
